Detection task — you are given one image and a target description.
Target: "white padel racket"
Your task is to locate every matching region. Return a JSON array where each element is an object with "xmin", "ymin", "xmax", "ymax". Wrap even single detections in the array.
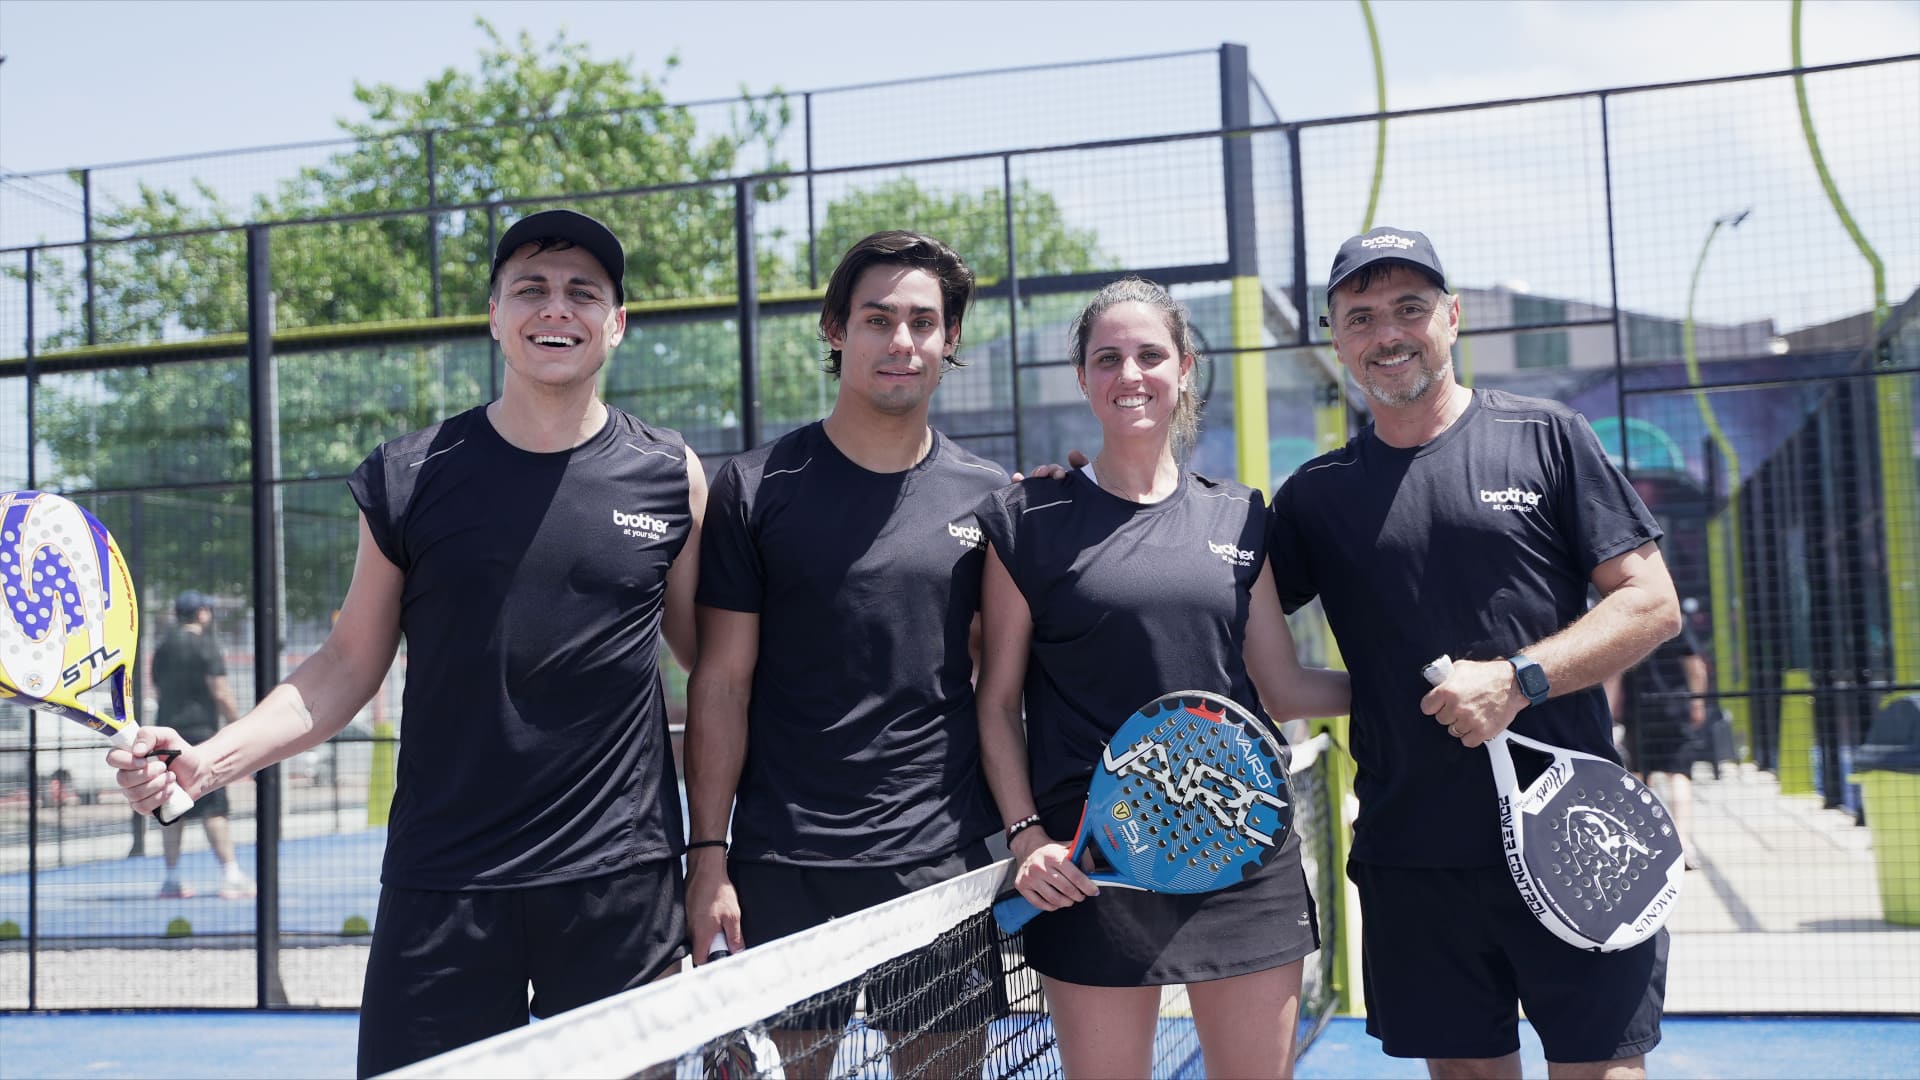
[{"xmin": 1424, "ymin": 654, "xmax": 1681, "ymax": 952}]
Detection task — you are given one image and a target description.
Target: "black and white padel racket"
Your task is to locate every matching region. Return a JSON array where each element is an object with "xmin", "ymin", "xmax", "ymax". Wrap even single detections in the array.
[{"xmin": 1424, "ymin": 655, "xmax": 1681, "ymax": 952}]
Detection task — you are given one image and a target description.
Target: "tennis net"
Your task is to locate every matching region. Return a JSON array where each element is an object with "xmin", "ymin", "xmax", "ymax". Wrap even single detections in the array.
[{"xmin": 391, "ymin": 729, "xmax": 1343, "ymax": 1079}]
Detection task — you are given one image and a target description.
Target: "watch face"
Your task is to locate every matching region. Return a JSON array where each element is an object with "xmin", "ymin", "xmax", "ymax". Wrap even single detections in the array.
[{"xmin": 1515, "ymin": 659, "xmax": 1550, "ymax": 701}]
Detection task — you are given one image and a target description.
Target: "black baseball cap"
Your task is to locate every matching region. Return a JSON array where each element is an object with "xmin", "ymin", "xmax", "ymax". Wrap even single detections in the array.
[
  {"xmin": 174, "ymin": 591, "xmax": 214, "ymax": 619},
  {"xmin": 1326, "ymin": 226, "xmax": 1448, "ymax": 297},
  {"xmin": 490, "ymin": 209, "xmax": 626, "ymax": 303}
]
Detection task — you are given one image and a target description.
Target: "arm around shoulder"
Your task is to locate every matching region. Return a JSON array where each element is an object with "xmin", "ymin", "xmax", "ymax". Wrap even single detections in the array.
[{"xmin": 1242, "ymin": 561, "xmax": 1349, "ymax": 722}]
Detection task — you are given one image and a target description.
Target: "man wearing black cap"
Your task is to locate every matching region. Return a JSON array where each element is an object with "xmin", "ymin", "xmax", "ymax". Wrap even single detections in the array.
[
  {"xmin": 1267, "ymin": 227, "xmax": 1683, "ymax": 1077},
  {"xmin": 110, "ymin": 209, "xmax": 706, "ymax": 1075},
  {"xmin": 149, "ymin": 590, "xmax": 251, "ymax": 900}
]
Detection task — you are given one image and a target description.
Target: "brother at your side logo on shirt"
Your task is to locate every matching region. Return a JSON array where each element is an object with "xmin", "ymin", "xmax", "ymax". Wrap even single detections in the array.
[
  {"xmin": 614, "ymin": 508, "xmax": 672, "ymax": 540},
  {"xmin": 1209, "ymin": 539, "xmax": 1255, "ymax": 567},
  {"xmin": 947, "ymin": 520, "xmax": 986, "ymax": 550},
  {"xmin": 1479, "ymin": 486, "xmax": 1544, "ymax": 512}
]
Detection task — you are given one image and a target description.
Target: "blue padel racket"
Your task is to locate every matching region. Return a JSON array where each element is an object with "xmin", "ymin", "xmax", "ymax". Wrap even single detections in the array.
[
  {"xmin": 993, "ymin": 690, "xmax": 1291, "ymax": 934},
  {"xmin": 0, "ymin": 491, "xmax": 194, "ymax": 824},
  {"xmin": 1423, "ymin": 655, "xmax": 1681, "ymax": 952}
]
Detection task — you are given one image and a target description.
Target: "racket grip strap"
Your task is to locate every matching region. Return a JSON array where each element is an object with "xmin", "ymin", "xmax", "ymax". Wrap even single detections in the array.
[{"xmin": 154, "ymin": 785, "xmax": 195, "ymax": 826}]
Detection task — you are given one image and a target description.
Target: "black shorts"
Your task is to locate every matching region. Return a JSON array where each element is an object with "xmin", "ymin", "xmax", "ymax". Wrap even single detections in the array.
[
  {"xmin": 1350, "ymin": 861, "xmax": 1665, "ymax": 1063},
  {"xmin": 1020, "ymin": 799, "xmax": 1319, "ymax": 987},
  {"xmin": 1633, "ymin": 711, "xmax": 1698, "ymax": 776},
  {"xmin": 729, "ymin": 841, "xmax": 1007, "ymax": 1034},
  {"xmin": 355, "ymin": 859, "xmax": 688, "ymax": 1077}
]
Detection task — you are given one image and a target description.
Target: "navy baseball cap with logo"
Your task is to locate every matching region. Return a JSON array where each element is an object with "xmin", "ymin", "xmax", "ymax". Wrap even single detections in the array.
[
  {"xmin": 490, "ymin": 209, "xmax": 626, "ymax": 303},
  {"xmin": 1326, "ymin": 226, "xmax": 1448, "ymax": 296}
]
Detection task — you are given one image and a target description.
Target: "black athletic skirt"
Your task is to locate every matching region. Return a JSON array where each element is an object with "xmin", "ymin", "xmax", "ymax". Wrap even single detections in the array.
[{"xmin": 1019, "ymin": 799, "xmax": 1319, "ymax": 986}]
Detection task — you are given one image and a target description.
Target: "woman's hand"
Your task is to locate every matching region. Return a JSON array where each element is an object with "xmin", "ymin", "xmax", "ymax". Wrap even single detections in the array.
[{"xmin": 1011, "ymin": 828, "xmax": 1099, "ymax": 911}]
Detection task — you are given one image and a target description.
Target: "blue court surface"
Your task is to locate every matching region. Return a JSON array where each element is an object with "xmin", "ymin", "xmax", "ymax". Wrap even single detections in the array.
[
  {"xmin": 1, "ymin": 1012, "xmax": 1915, "ymax": 1078},
  {"xmin": 0, "ymin": 829, "xmax": 385, "ymax": 938}
]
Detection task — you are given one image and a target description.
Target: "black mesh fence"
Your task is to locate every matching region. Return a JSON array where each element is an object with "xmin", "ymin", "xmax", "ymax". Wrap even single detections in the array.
[{"xmin": 1, "ymin": 48, "xmax": 1916, "ymax": 1017}]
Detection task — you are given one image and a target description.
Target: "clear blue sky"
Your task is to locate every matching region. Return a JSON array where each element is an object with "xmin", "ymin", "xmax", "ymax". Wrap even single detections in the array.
[{"xmin": 2, "ymin": 0, "xmax": 1915, "ymax": 173}]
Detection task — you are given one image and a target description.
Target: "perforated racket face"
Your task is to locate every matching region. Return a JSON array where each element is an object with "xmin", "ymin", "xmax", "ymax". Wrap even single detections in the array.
[
  {"xmin": 1087, "ymin": 691, "xmax": 1291, "ymax": 894},
  {"xmin": 1516, "ymin": 756, "xmax": 1683, "ymax": 950},
  {"xmin": 0, "ymin": 491, "xmax": 138, "ymax": 735}
]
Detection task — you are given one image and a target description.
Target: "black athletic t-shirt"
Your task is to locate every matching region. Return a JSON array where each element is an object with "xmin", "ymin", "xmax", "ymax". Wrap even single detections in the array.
[
  {"xmin": 348, "ymin": 405, "xmax": 691, "ymax": 889},
  {"xmin": 1268, "ymin": 389, "xmax": 1662, "ymax": 868},
  {"xmin": 152, "ymin": 625, "xmax": 225, "ymax": 742},
  {"xmin": 697, "ymin": 422, "xmax": 1007, "ymax": 866},
  {"xmin": 977, "ymin": 470, "xmax": 1277, "ymax": 815}
]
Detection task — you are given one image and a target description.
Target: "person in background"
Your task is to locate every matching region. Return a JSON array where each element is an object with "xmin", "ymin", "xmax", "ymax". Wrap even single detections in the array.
[
  {"xmin": 150, "ymin": 591, "xmax": 253, "ymax": 900},
  {"xmin": 1611, "ymin": 599, "xmax": 1710, "ymax": 869}
]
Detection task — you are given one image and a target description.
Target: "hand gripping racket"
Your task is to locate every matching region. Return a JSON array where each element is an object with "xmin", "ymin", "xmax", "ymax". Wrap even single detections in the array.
[
  {"xmin": 1423, "ymin": 655, "xmax": 1680, "ymax": 952},
  {"xmin": 993, "ymin": 690, "xmax": 1292, "ymax": 934},
  {"xmin": 0, "ymin": 491, "xmax": 194, "ymax": 824},
  {"xmin": 699, "ymin": 932, "xmax": 777, "ymax": 1080}
]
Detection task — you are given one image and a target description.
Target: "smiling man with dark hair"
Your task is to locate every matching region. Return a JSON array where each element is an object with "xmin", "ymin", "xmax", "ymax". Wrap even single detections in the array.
[{"xmin": 114, "ymin": 209, "xmax": 707, "ymax": 1076}]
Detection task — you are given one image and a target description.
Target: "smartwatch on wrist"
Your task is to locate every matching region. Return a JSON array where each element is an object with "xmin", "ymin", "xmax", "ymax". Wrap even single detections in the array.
[{"xmin": 1508, "ymin": 653, "xmax": 1550, "ymax": 707}]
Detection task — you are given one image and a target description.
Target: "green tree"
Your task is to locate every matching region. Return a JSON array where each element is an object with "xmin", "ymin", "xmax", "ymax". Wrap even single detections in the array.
[
  {"xmin": 27, "ymin": 26, "xmax": 1111, "ymax": 619},
  {"xmin": 31, "ymin": 21, "xmax": 790, "ymax": 618},
  {"xmin": 734, "ymin": 176, "xmax": 1112, "ymax": 434},
  {"xmin": 810, "ymin": 176, "xmax": 1107, "ymax": 288}
]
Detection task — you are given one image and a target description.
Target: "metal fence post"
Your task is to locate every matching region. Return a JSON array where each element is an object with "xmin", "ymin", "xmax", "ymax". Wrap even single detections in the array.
[
  {"xmin": 82, "ymin": 169, "xmax": 96, "ymax": 346},
  {"xmin": 735, "ymin": 179, "xmax": 762, "ymax": 453},
  {"xmin": 1287, "ymin": 128, "xmax": 1309, "ymax": 347},
  {"xmin": 245, "ymin": 225, "xmax": 288, "ymax": 1007},
  {"xmin": 23, "ymin": 244, "xmax": 39, "ymax": 1007},
  {"xmin": 487, "ymin": 204, "xmax": 501, "ymax": 394},
  {"xmin": 1218, "ymin": 43, "xmax": 1268, "ymax": 490},
  {"xmin": 24, "ymin": 247, "xmax": 36, "ymax": 487},
  {"xmin": 804, "ymin": 92, "xmax": 818, "ymax": 290},
  {"xmin": 427, "ymin": 131, "xmax": 442, "ymax": 318},
  {"xmin": 1002, "ymin": 155, "xmax": 1024, "ymax": 471}
]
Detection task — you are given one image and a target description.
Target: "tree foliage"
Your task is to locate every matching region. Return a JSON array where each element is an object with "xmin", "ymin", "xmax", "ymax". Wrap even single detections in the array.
[{"xmin": 26, "ymin": 22, "xmax": 1108, "ymax": 618}]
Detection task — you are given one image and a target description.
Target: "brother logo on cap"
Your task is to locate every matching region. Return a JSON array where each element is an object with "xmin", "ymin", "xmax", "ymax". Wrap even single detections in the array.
[{"xmin": 1324, "ymin": 225, "xmax": 1448, "ymax": 301}]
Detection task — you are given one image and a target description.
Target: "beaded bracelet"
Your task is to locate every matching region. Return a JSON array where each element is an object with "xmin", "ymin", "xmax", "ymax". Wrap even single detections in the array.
[{"xmin": 1004, "ymin": 814, "xmax": 1043, "ymax": 844}]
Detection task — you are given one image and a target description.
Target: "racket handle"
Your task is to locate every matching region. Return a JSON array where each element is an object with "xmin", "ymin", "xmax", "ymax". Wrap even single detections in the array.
[
  {"xmin": 992, "ymin": 894, "xmax": 1044, "ymax": 935},
  {"xmin": 108, "ymin": 726, "xmax": 196, "ymax": 825},
  {"xmin": 705, "ymin": 930, "xmax": 732, "ymax": 963},
  {"xmin": 155, "ymin": 785, "xmax": 196, "ymax": 826},
  {"xmin": 1421, "ymin": 655, "xmax": 1454, "ymax": 687}
]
